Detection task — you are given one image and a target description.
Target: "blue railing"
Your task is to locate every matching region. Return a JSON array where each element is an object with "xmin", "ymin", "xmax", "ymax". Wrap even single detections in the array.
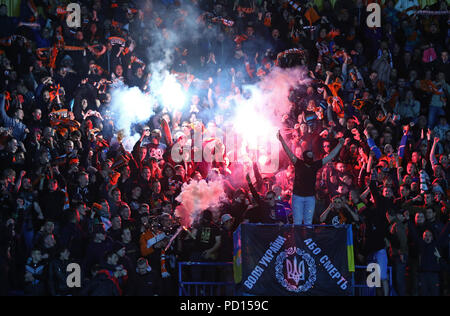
[
  {"xmin": 178, "ymin": 262, "xmax": 394, "ymax": 296},
  {"xmin": 352, "ymin": 265, "xmax": 393, "ymax": 296},
  {"xmin": 178, "ymin": 261, "xmax": 235, "ymax": 296}
]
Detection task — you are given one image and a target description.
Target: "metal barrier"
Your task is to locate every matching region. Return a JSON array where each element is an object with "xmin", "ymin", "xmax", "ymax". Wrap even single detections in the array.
[
  {"xmin": 352, "ymin": 265, "xmax": 393, "ymax": 296},
  {"xmin": 179, "ymin": 262, "xmax": 394, "ymax": 296},
  {"xmin": 178, "ymin": 261, "xmax": 235, "ymax": 296}
]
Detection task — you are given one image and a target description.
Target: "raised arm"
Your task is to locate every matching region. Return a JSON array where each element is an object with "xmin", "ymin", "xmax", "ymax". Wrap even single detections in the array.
[
  {"xmin": 14, "ymin": 170, "xmax": 28, "ymax": 193},
  {"xmin": 322, "ymin": 138, "xmax": 344, "ymax": 165},
  {"xmin": 320, "ymin": 203, "xmax": 334, "ymax": 223},
  {"xmin": 341, "ymin": 56, "xmax": 348, "ymax": 82},
  {"xmin": 364, "ymin": 129, "xmax": 381, "ymax": 159},
  {"xmin": 430, "ymin": 137, "xmax": 439, "ymax": 168},
  {"xmin": 366, "ymin": 151, "xmax": 375, "ymax": 174},
  {"xmin": 360, "ymin": 186, "xmax": 371, "ymax": 203},
  {"xmin": 0, "ymin": 94, "xmax": 13, "ymax": 126},
  {"xmin": 344, "ymin": 203, "xmax": 360, "ymax": 222},
  {"xmin": 277, "ymin": 130, "xmax": 297, "ymax": 164},
  {"xmin": 357, "ymin": 162, "xmax": 367, "ymax": 188},
  {"xmin": 398, "ymin": 126, "xmax": 409, "ymax": 160},
  {"xmin": 160, "ymin": 117, "xmax": 173, "ymax": 147},
  {"xmin": 252, "ymin": 162, "xmax": 264, "ymax": 192},
  {"xmin": 246, "ymin": 173, "xmax": 262, "ymax": 206},
  {"xmin": 397, "ymin": 165, "xmax": 404, "ymax": 185},
  {"xmin": 368, "ymin": 168, "xmax": 382, "ymax": 203}
]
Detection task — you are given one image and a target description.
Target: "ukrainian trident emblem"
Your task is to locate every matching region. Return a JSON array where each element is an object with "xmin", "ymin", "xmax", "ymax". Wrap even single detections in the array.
[
  {"xmin": 275, "ymin": 247, "xmax": 317, "ymax": 293},
  {"xmin": 286, "ymin": 255, "xmax": 305, "ymax": 285}
]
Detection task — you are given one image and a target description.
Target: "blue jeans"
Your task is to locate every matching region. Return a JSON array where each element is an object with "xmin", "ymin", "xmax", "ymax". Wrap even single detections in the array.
[
  {"xmin": 393, "ymin": 255, "xmax": 407, "ymax": 296},
  {"xmin": 291, "ymin": 195, "xmax": 315, "ymax": 225},
  {"xmin": 368, "ymin": 249, "xmax": 389, "ymax": 281},
  {"xmin": 22, "ymin": 224, "xmax": 34, "ymax": 253},
  {"xmin": 428, "ymin": 106, "xmax": 445, "ymax": 129}
]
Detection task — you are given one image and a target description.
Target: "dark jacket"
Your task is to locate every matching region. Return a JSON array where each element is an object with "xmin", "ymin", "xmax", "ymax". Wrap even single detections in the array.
[
  {"xmin": 83, "ymin": 238, "xmax": 113, "ymax": 274},
  {"xmin": 229, "ymin": 201, "xmax": 247, "ymax": 229},
  {"xmin": 219, "ymin": 228, "xmax": 234, "ymax": 262},
  {"xmin": 409, "ymin": 222, "xmax": 450, "ymax": 273},
  {"xmin": 370, "ymin": 180, "xmax": 396, "ymax": 215},
  {"xmin": 60, "ymin": 222, "xmax": 87, "ymax": 262},
  {"xmin": 39, "ymin": 190, "xmax": 66, "ymax": 223},
  {"xmin": 126, "ymin": 269, "xmax": 161, "ymax": 296},
  {"xmin": 79, "ymin": 271, "xmax": 121, "ymax": 296},
  {"xmin": 24, "ymin": 259, "xmax": 48, "ymax": 296},
  {"xmin": 48, "ymin": 258, "xmax": 72, "ymax": 296},
  {"xmin": 359, "ymin": 180, "xmax": 390, "ymax": 255}
]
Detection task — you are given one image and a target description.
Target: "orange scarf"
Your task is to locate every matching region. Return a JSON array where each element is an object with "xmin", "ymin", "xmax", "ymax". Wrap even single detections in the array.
[{"xmin": 327, "ymin": 80, "xmax": 345, "ymax": 118}]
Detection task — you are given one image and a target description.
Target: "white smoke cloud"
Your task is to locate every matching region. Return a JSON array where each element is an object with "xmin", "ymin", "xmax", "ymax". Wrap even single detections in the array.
[
  {"xmin": 227, "ymin": 66, "xmax": 311, "ymax": 173},
  {"xmin": 144, "ymin": 3, "xmax": 221, "ymax": 114},
  {"xmin": 150, "ymin": 68, "xmax": 187, "ymax": 112},
  {"xmin": 175, "ymin": 179, "xmax": 228, "ymax": 227},
  {"xmin": 109, "ymin": 85, "xmax": 156, "ymax": 135}
]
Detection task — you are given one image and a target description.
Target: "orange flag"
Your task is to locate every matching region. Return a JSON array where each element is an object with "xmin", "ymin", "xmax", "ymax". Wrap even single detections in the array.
[{"xmin": 304, "ymin": 7, "xmax": 320, "ymax": 25}]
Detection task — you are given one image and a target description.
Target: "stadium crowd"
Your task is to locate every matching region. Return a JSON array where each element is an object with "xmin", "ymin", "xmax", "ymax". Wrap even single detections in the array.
[{"xmin": 0, "ymin": 0, "xmax": 449, "ymax": 296}]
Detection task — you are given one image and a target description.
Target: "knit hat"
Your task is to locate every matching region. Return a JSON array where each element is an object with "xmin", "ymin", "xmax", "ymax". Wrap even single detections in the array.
[{"xmin": 221, "ymin": 214, "xmax": 233, "ymax": 224}]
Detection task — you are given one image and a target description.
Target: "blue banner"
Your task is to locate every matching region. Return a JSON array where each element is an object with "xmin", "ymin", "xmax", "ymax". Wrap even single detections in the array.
[{"xmin": 234, "ymin": 224, "xmax": 353, "ymax": 296}]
